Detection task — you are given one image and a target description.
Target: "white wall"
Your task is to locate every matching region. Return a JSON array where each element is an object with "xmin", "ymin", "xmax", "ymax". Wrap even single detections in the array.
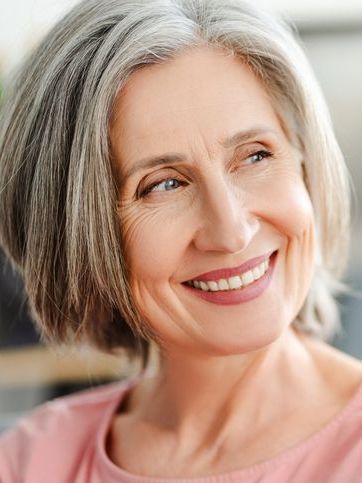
[{"xmin": 0, "ymin": 0, "xmax": 77, "ymax": 73}]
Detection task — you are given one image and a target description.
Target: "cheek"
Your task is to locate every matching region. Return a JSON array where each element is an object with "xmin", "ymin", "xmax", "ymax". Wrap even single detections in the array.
[
  {"xmin": 276, "ymin": 180, "xmax": 316, "ymax": 267},
  {"xmin": 262, "ymin": 176, "xmax": 317, "ymax": 311},
  {"xmin": 258, "ymin": 173, "xmax": 314, "ymax": 239},
  {"xmin": 118, "ymin": 201, "xmax": 188, "ymax": 284}
]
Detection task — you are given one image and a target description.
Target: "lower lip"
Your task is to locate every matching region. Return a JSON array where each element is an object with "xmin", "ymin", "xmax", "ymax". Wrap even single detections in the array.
[{"xmin": 181, "ymin": 252, "xmax": 277, "ymax": 305}]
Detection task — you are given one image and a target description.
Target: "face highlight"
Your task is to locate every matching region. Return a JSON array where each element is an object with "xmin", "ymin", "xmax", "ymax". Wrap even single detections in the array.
[{"xmin": 110, "ymin": 46, "xmax": 316, "ymax": 357}]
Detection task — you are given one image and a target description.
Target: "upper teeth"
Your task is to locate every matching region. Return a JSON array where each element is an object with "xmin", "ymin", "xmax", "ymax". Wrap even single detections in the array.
[{"xmin": 189, "ymin": 258, "xmax": 269, "ymax": 292}]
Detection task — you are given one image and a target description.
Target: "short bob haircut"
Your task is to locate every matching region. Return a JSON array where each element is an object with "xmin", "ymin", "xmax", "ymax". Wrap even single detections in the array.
[{"xmin": 0, "ymin": 0, "xmax": 351, "ymax": 368}]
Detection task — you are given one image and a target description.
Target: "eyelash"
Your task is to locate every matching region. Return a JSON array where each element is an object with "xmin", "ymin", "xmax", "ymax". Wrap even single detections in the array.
[{"xmin": 138, "ymin": 149, "xmax": 273, "ymax": 198}]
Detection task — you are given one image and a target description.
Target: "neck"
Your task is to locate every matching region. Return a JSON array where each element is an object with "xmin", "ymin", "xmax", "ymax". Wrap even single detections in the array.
[{"xmin": 128, "ymin": 328, "xmax": 326, "ymax": 450}]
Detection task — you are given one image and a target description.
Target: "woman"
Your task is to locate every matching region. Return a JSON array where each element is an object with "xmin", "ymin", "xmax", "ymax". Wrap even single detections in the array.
[{"xmin": 0, "ymin": 0, "xmax": 361, "ymax": 481}]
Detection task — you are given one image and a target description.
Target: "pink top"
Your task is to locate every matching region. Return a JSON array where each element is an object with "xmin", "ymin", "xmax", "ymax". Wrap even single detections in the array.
[{"xmin": 1, "ymin": 376, "xmax": 362, "ymax": 483}]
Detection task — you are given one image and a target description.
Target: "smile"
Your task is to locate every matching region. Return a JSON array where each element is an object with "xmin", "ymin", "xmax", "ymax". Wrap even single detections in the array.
[
  {"xmin": 187, "ymin": 257, "xmax": 269, "ymax": 292},
  {"xmin": 181, "ymin": 252, "xmax": 277, "ymax": 306}
]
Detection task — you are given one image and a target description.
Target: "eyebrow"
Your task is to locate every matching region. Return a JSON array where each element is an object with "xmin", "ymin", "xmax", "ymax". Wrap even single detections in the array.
[{"xmin": 121, "ymin": 127, "xmax": 274, "ymax": 181}]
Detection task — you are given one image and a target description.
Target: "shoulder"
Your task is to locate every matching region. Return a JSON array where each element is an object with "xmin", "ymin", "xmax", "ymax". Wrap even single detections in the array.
[
  {"xmin": 302, "ymin": 374, "xmax": 362, "ymax": 481},
  {"xmin": 0, "ymin": 379, "xmax": 133, "ymax": 483}
]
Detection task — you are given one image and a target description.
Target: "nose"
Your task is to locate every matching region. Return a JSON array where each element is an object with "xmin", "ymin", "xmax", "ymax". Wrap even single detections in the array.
[{"xmin": 193, "ymin": 178, "xmax": 259, "ymax": 253}]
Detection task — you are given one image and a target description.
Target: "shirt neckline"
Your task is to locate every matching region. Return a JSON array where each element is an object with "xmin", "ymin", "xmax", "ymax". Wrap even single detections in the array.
[{"xmin": 96, "ymin": 373, "xmax": 362, "ymax": 482}]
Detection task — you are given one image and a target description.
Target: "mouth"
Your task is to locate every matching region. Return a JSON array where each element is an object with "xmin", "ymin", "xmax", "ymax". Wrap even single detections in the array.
[
  {"xmin": 180, "ymin": 251, "xmax": 277, "ymax": 306},
  {"xmin": 182, "ymin": 250, "xmax": 277, "ymax": 293}
]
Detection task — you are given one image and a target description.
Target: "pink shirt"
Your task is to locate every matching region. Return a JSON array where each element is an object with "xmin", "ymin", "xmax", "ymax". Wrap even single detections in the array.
[{"xmin": 1, "ymin": 376, "xmax": 362, "ymax": 483}]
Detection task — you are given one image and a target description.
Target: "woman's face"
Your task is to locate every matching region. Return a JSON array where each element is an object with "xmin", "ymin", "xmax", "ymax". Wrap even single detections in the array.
[{"xmin": 110, "ymin": 46, "xmax": 316, "ymax": 356}]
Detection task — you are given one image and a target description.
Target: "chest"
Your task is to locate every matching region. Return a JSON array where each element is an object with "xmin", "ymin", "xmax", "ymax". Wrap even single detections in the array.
[{"xmin": 106, "ymin": 403, "xmax": 343, "ymax": 479}]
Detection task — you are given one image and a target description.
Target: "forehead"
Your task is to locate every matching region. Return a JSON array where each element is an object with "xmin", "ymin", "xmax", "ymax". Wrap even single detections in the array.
[{"xmin": 110, "ymin": 46, "xmax": 284, "ymax": 162}]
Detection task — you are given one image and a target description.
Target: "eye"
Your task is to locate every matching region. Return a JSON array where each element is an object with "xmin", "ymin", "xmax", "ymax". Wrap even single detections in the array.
[
  {"xmin": 138, "ymin": 177, "xmax": 186, "ymax": 198},
  {"xmin": 242, "ymin": 149, "xmax": 273, "ymax": 165}
]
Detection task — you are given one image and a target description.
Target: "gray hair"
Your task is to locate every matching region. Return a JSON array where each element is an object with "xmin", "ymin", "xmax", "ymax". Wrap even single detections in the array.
[{"xmin": 0, "ymin": 0, "xmax": 351, "ymax": 366}]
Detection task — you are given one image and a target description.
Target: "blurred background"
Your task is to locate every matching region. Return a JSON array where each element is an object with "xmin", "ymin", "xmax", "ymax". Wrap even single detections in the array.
[{"xmin": 0, "ymin": 0, "xmax": 361, "ymax": 431}]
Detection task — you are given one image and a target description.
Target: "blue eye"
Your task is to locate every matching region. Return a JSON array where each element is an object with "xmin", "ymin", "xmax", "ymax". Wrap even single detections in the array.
[
  {"xmin": 244, "ymin": 150, "xmax": 272, "ymax": 164},
  {"xmin": 139, "ymin": 178, "xmax": 184, "ymax": 198},
  {"xmin": 152, "ymin": 178, "xmax": 180, "ymax": 192}
]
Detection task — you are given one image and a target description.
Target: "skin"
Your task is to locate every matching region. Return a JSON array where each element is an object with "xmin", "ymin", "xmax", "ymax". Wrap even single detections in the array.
[{"xmin": 108, "ymin": 46, "xmax": 362, "ymax": 478}]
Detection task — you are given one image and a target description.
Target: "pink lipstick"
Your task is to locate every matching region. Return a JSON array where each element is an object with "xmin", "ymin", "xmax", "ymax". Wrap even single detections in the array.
[{"xmin": 182, "ymin": 251, "xmax": 277, "ymax": 305}]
